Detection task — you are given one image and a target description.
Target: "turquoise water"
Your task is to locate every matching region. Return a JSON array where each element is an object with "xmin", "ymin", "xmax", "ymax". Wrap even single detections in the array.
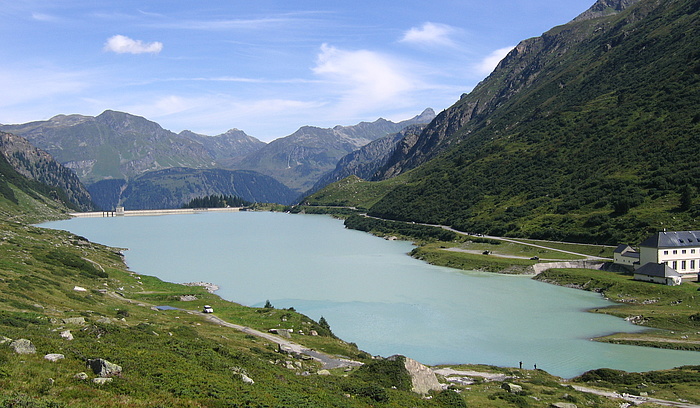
[{"xmin": 42, "ymin": 211, "xmax": 700, "ymax": 378}]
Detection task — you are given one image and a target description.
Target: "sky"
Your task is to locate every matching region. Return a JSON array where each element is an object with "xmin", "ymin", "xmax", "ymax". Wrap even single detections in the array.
[{"xmin": 0, "ymin": 0, "xmax": 595, "ymax": 142}]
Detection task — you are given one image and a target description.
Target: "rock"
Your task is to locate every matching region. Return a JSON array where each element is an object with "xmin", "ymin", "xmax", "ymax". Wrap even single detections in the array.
[
  {"xmin": 0, "ymin": 336, "xmax": 12, "ymax": 344},
  {"xmin": 502, "ymin": 383, "xmax": 523, "ymax": 393},
  {"xmin": 60, "ymin": 330, "xmax": 74, "ymax": 341},
  {"xmin": 317, "ymin": 370, "xmax": 331, "ymax": 376},
  {"xmin": 403, "ymin": 357, "xmax": 443, "ymax": 394},
  {"xmin": 550, "ymin": 403, "xmax": 577, "ymax": 408},
  {"xmin": 269, "ymin": 328, "xmax": 291, "ymax": 338},
  {"xmin": 62, "ymin": 317, "xmax": 86, "ymax": 325},
  {"xmin": 93, "ymin": 377, "xmax": 113, "ymax": 385},
  {"xmin": 74, "ymin": 372, "xmax": 89, "ymax": 380},
  {"xmin": 240, "ymin": 374, "xmax": 255, "ymax": 384},
  {"xmin": 44, "ymin": 353, "xmax": 65, "ymax": 362},
  {"xmin": 10, "ymin": 339, "xmax": 36, "ymax": 354},
  {"xmin": 309, "ymin": 330, "xmax": 318, "ymax": 336},
  {"xmin": 179, "ymin": 295, "xmax": 197, "ymax": 301},
  {"xmin": 73, "ymin": 286, "xmax": 87, "ymax": 292},
  {"xmin": 96, "ymin": 317, "xmax": 114, "ymax": 324},
  {"xmin": 87, "ymin": 358, "xmax": 122, "ymax": 377}
]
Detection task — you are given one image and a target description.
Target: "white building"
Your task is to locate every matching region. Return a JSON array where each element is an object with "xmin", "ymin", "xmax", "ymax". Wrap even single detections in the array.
[
  {"xmin": 613, "ymin": 244, "xmax": 639, "ymax": 268},
  {"xmin": 633, "ymin": 262, "xmax": 682, "ymax": 286},
  {"xmin": 637, "ymin": 231, "xmax": 700, "ymax": 281}
]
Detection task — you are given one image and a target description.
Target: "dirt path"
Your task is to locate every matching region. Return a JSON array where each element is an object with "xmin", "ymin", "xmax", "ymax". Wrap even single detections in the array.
[
  {"xmin": 108, "ymin": 291, "xmax": 362, "ymax": 369},
  {"xmin": 569, "ymin": 384, "xmax": 700, "ymax": 407},
  {"xmin": 200, "ymin": 313, "xmax": 362, "ymax": 369}
]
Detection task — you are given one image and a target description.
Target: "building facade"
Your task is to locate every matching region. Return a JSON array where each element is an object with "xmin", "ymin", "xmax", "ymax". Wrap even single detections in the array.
[{"xmin": 638, "ymin": 231, "xmax": 700, "ymax": 281}]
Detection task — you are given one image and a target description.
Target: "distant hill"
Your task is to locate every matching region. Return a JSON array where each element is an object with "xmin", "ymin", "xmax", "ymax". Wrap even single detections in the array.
[
  {"xmin": 0, "ymin": 131, "xmax": 95, "ymax": 212},
  {"xmin": 234, "ymin": 108, "xmax": 435, "ymax": 193},
  {"xmin": 311, "ymin": 0, "xmax": 700, "ymax": 245},
  {"xmin": 90, "ymin": 168, "xmax": 298, "ymax": 210}
]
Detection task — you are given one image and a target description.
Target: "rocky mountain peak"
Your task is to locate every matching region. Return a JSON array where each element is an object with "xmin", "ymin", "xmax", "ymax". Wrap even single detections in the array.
[{"xmin": 573, "ymin": 0, "xmax": 641, "ymax": 22}]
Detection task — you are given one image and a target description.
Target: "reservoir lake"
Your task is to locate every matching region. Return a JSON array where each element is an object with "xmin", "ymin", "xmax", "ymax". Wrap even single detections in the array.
[{"xmin": 43, "ymin": 211, "xmax": 700, "ymax": 378}]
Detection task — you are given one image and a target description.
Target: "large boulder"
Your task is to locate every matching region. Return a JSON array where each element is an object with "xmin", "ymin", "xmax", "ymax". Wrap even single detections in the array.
[
  {"xmin": 502, "ymin": 383, "xmax": 523, "ymax": 393},
  {"xmin": 10, "ymin": 339, "xmax": 36, "ymax": 354},
  {"xmin": 403, "ymin": 357, "xmax": 443, "ymax": 394},
  {"xmin": 87, "ymin": 358, "xmax": 122, "ymax": 377}
]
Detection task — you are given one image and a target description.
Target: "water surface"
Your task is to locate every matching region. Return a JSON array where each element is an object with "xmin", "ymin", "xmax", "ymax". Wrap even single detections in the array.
[{"xmin": 43, "ymin": 211, "xmax": 700, "ymax": 378}]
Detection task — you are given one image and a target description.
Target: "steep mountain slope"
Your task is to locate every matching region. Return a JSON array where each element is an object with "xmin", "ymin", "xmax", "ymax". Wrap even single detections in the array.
[
  {"xmin": 0, "ymin": 132, "xmax": 95, "ymax": 212},
  {"xmin": 307, "ymin": 124, "xmax": 427, "ymax": 196},
  {"xmin": 235, "ymin": 109, "xmax": 435, "ymax": 193},
  {"xmin": 118, "ymin": 168, "xmax": 298, "ymax": 209},
  {"xmin": 0, "ymin": 111, "xmax": 215, "ymax": 184},
  {"xmin": 360, "ymin": 0, "xmax": 700, "ymax": 244}
]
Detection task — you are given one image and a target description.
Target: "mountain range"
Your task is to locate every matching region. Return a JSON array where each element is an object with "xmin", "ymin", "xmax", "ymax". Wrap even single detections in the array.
[{"xmin": 1, "ymin": 109, "xmax": 434, "ymax": 209}]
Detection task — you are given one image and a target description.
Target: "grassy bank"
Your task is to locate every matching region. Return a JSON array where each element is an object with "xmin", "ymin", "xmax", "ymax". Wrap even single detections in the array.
[{"xmin": 535, "ymin": 268, "xmax": 700, "ymax": 350}]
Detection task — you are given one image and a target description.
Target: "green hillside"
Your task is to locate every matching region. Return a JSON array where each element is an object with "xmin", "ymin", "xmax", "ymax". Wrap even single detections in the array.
[{"xmin": 349, "ymin": 0, "xmax": 700, "ymax": 245}]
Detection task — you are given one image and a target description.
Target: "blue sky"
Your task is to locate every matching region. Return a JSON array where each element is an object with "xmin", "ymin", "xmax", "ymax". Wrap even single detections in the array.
[{"xmin": 0, "ymin": 0, "xmax": 594, "ymax": 142}]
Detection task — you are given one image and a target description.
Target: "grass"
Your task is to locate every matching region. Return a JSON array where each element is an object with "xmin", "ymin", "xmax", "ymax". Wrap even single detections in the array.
[{"xmin": 535, "ymin": 268, "xmax": 700, "ymax": 348}]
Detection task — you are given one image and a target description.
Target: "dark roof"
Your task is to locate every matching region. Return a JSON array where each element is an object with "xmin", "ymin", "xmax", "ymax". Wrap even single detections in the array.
[
  {"xmin": 635, "ymin": 262, "xmax": 682, "ymax": 278},
  {"xmin": 614, "ymin": 244, "xmax": 633, "ymax": 254},
  {"xmin": 614, "ymin": 244, "xmax": 639, "ymax": 258},
  {"xmin": 639, "ymin": 231, "xmax": 700, "ymax": 248}
]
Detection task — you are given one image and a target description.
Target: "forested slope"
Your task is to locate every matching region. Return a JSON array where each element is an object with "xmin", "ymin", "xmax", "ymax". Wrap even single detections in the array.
[{"xmin": 366, "ymin": 0, "xmax": 700, "ymax": 244}]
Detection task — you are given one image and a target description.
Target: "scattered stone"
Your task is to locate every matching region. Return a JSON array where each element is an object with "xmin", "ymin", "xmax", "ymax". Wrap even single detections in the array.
[
  {"xmin": 0, "ymin": 336, "xmax": 12, "ymax": 345},
  {"xmin": 96, "ymin": 317, "xmax": 114, "ymax": 324},
  {"xmin": 44, "ymin": 353, "xmax": 65, "ymax": 362},
  {"xmin": 73, "ymin": 286, "xmax": 87, "ymax": 292},
  {"xmin": 240, "ymin": 374, "xmax": 255, "ymax": 384},
  {"xmin": 62, "ymin": 317, "xmax": 86, "ymax": 325},
  {"xmin": 179, "ymin": 295, "xmax": 198, "ymax": 301},
  {"xmin": 48, "ymin": 378, "xmax": 55, "ymax": 386},
  {"xmin": 10, "ymin": 339, "xmax": 36, "ymax": 354},
  {"xmin": 403, "ymin": 357, "xmax": 443, "ymax": 394},
  {"xmin": 309, "ymin": 330, "xmax": 318, "ymax": 336},
  {"xmin": 74, "ymin": 372, "xmax": 89, "ymax": 380},
  {"xmin": 317, "ymin": 370, "xmax": 331, "ymax": 376},
  {"xmin": 60, "ymin": 330, "xmax": 74, "ymax": 341},
  {"xmin": 549, "ymin": 403, "xmax": 577, "ymax": 408},
  {"xmin": 93, "ymin": 377, "xmax": 113, "ymax": 385},
  {"xmin": 87, "ymin": 358, "xmax": 122, "ymax": 377},
  {"xmin": 502, "ymin": 383, "xmax": 523, "ymax": 393}
]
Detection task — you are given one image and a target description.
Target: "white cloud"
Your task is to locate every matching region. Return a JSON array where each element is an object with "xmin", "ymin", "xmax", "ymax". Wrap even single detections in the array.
[
  {"xmin": 312, "ymin": 44, "xmax": 417, "ymax": 114},
  {"xmin": 399, "ymin": 22, "xmax": 459, "ymax": 48},
  {"xmin": 103, "ymin": 35, "xmax": 163, "ymax": 54},
  {"xmin": 476, "ymin": 46, "xmax": 515, "ymax": 75}
]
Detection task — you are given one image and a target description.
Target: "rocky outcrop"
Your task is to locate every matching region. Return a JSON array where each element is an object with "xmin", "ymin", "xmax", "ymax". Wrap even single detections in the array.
[
  {"xmin": 87, "ymin": 358, "xmax": 122, "ymax": 377},
  {"xmin": 44, "ymin": 353, "xmax": 65, "ymax": 362},
  {"xmin": 403, "ymin": 357, "xmax": 443, "ymax": 395}
]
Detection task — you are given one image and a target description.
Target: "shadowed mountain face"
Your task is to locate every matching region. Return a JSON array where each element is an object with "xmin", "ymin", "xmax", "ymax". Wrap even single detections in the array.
[{"xmin": 0, "ymin": 131, "xmax": 95, "ymax": 211}]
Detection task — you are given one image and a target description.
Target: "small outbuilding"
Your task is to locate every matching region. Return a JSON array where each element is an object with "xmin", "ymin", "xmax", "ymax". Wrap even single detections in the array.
[
  {"xmin": 613, "ymin": 244, "xmax": 639, "ymax": 269},
  {"xmin": 634, "ymin": 262, "xmax": 682, "ymax": 286}
]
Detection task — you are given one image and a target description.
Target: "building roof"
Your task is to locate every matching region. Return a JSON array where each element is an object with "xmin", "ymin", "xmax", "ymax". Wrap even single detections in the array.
[
  {"xmin": 635, "ymin": 262, "xmax": 682, "ymax": 278},
  {"xmin": 639, "ymin": 231, "xmax": 700, "ymax": 249},
  {"xmin": 614, "ymin": 244, "xmax": 639, "ymax": 258}
]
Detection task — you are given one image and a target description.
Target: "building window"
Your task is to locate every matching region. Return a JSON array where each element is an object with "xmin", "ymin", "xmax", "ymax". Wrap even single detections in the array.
[
  {"xmin": 673, "ymin": 250, "xmax": 678, "ymax": 255},
  {"xmin": 692, "ymin": 260, "xmax": 696, "ymax": 270},
  {"xmin": 682, "ymin": 260, "xmax": 687, "ymax": 270},
  {"xmin": 673, "ymin": 261, "xmax": 678, "ymax": 269},
  {"xmin": 683, "ymin": 250, "xmax": 687, "ymax": 254},
  {"xmin": 664, "ymin": 250, "xmax": 669, "ymax": 255},
  {"xmin": 693, "ymin": 249, "xmax": 696, "ymax": 254}
]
